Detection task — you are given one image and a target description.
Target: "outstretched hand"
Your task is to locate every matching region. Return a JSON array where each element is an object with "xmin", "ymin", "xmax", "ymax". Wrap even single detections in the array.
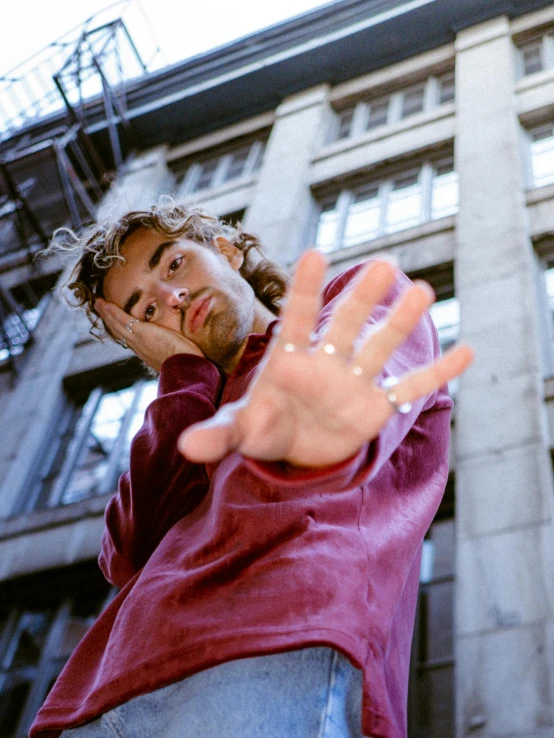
[
  {"xmin": 179, "ymin": 252, "xmax": 473, "ymax": 468},
  {"xmin": 95, "ymin": 298, "xmax": 204, "ymax": 372}
]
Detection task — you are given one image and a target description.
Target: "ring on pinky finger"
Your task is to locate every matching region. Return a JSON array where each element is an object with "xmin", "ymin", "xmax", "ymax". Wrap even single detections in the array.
[{"xmin": 381, "ymin": 376, "xmax": 412, "ymax": 415}]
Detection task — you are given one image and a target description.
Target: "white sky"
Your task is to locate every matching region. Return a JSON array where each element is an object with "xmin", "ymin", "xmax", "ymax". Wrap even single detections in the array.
[{"xmin": 1, "ymin": 0, "xmax": 333, "ymax": 76}]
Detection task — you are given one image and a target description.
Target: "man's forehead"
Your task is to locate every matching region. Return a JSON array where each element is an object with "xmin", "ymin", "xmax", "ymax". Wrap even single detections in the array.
[{"xmin": 123, "ymin": 228, "xmax": 203, "ymax": 258}]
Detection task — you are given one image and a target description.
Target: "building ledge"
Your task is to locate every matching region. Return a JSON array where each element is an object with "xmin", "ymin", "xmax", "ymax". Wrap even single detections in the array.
[
  {"xmin": 526, "ymin": 181, "xmax": 554, "ymax": 206},
  {"xmin": 319, "ymin": 215, "xmax": 456, "ymax": 270},
  {"xmin": 314, "ymin": 104, "xmax": 455, "ymax": 166},
  {"xmin": 0, "ymin": 493, "xmax": 112, "ymax": 542}
]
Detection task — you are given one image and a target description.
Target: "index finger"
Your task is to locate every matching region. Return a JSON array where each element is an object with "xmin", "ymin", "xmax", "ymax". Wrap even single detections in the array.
[
  {"xmin": 95, "ymin": 299, "xmax": 140, "ymax": 341},
  {"xmin": 277, "ymin": 250, "xmax": 327, "ymax": 349}
]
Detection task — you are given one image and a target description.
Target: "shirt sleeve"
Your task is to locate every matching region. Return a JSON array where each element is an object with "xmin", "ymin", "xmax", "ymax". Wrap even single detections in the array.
[
  {"xmin": 99, "ymin": 354, "xmax": 223, "ymax": 588},
  {"xmin": 245, "ymin": 262, "xmax": 452, "ymax": 493}
]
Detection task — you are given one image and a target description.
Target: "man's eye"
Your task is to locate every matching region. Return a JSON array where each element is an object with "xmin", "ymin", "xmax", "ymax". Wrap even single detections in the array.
[
  {"xmin": 144, "ymin": 304, "xmax": 156, "ymax": 321},
  {"xmin": 169, "ymin": 257, "xmax": 182, "ymax": 273}
]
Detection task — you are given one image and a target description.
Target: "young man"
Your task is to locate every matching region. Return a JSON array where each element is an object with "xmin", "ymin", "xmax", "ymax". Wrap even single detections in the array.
[{"xmin": 31, "ymin": 203, "xmax": 472, "ymax": 738}]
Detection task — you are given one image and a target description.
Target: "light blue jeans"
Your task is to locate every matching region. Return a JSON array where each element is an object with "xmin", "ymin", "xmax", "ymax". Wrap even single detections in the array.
[{"xmin": 61, "ymin": 647, "xmax": 364, "ymax": 737}]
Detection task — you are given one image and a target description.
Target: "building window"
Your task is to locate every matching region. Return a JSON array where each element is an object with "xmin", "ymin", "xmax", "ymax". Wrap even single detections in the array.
[
  {"xmin": 528, "ymin": 123, "xmax": 554, "ymax": 188},
  {"xmin": 331, "ymin": 70, "xmax": 455, "ymax": 142},
  {"xmin": 175, "ymin": 137, "xmax": 266, "ymax": 195},
  {"xmin": 429, "ymin": 297, "xmax": 459, "ymax": 356},
  {"xmin": 544, "ymin": 267, "xmax": 554, "ymax": 347},
  {"xmin": 25, "ymin": 378, "xmax": 158, "ymax": 512},
  {"xmin": 0, "ymin": 563, "xmax": 112, "ymax": 738},
  {"xmin": 400, "ymin": 83, "xmax": 426, "ymax": 119},
  {"xmin": 429, "ymin": 296, "xmax": 460, "ymax": 397},
  {"xmin": 0, "ymin": 272, "xmax": 59, "ymax": 367},
  {"xmin": 408, "ymin": 480, "xmax": 456, "ymax": 737},
  {"xmin": 314, "ymin": 158, "xmax": 458, "ymax": 252},
  {"xmin": 518, "ymin": 32, "xmax": 554, "ymax": 76}
]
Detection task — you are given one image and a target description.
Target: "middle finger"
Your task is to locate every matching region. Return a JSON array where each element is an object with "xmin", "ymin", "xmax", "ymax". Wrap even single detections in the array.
[
  {"xmin": 353, "ymin": 281, "xmax": 435, "ymax": 378},
  {"xmin": 317, "ymin": 260, "xmax": 397, "ymax": 358}
]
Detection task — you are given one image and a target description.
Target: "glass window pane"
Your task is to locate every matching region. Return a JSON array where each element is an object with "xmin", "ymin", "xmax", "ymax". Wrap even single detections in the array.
[
  {"xmin": 429, "ymin": 298, "xmax": 460, "ymax": 355},
  {"xmin": 250, "ymin": 141, "xmax": 265, "ymax": 172},
  {"xmin": 531, "ymin": 127, "xmax": 554, "ymax": 187},
  {"xmin": 432, "ymin": 161, "xmax": 459, "ymax": 219},
  {"xmin": 400, "ymin": 84, "xmax": 425, "ymax": 119},
  {"xmin": 222, "ymin": 144, "xmax": 251, "ymax": 182},
  {"xmin": 116, "ymin": 380, "xmax": 159, "ymax": 474},
  {"xmin": 0, "ymin": 313, "xmax": 31, "ymax": 360},
  {"xmin": 430, "ymin": 297, "xmax": 460, "ymax": 395},
  {"xmin": 521, "ymin": 42, "xmax": 544, "ymax": 75},
  {"xmin": 8, "ymin": 611, "xmax": 52, "ymax": 668},
  {"xmin": 194, "ymin": 158, "xmax": 219, "ymax": 191},
  {"xmin": 56, "ymin": 592, "xmax": 108, "ymax": 660},
  {"xmin": 336, "ymin": 107, "xmax": 355, "ymax": 139},
  {"xmin": 315, "ymin": 201, "xmax": 340, "ymax": 253},
  {"xmin": 437, "ymin": 72, "xmax": 455, "ymax": 104},
  {"xmin": 344, "ymin": 186, "xmax": 381, "ymax": 246},
  {"xmin": 365, "ymin": 97, "xmax": 389, "ymax": 130},
  {"xmin": 545, "ymin": 267, "xmax": 554, "ymax": 313},
  {"xmin": 544, "ymin": 268, "xmax": 554, "ymax": 348},
  {"xmin": 385, "ymin": 173, "xmax": 422, "ymax": 232},
  {"xmin": 62, "ymin": 386, "xmax": 135, "ymax": 504}
]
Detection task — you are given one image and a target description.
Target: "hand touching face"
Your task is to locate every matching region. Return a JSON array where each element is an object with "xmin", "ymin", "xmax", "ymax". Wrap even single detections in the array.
[{"xmin": 98, "ymin": 228, "xmax": 274, "ymax": 373}]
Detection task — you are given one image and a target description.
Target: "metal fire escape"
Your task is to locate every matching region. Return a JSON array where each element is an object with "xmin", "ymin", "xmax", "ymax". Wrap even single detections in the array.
[{"xmin": 0, "ymin": 0, "xmax": 160, "ymax": 373}]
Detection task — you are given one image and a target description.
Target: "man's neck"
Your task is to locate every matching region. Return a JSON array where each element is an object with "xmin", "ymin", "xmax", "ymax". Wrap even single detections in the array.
[{"xmin": 222, "ymin": 300, "xmax": 277, "ymax": 375}]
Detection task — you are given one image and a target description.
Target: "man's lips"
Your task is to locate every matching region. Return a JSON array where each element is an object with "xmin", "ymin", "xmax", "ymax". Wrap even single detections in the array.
[{"xmin": 186, "ymin": 294, "xmax": 213, "ymax": 334}]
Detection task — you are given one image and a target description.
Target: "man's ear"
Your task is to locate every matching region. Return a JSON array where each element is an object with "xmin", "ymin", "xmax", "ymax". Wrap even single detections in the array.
[{"xmin": 212, "ymin": 236, "xmax": 244, "ymax": 270}]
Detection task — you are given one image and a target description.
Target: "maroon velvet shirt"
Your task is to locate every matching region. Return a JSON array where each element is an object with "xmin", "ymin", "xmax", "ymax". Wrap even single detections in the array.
[{"xmin": 31, "ymin": 264, "xmax": 452, "ymax": 738}]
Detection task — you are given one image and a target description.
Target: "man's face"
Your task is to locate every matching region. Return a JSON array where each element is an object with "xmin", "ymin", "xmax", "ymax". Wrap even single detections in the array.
[{"xmin": 102, "ymin": 227, "xmax": 257, "ymax": 369}]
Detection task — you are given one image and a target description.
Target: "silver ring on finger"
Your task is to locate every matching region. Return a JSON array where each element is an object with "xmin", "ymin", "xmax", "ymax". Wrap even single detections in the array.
[
  {"xmin": 321, "ymin": 342, "xmax": 351, "ymax": 361},
  {"xmin": 381, "ymin": 376, "xmax": 412, "ymax": 415},
  {"xmin": 126, "ymin": 318, "xmax": 139, "ymax": 333},
  {"xmin": 276, "ymin": 336, "xmax": 310, "ymax": 353},
  {"xmin": 118, "ymin": 339, "xmax": 128, "ymax": 349}
]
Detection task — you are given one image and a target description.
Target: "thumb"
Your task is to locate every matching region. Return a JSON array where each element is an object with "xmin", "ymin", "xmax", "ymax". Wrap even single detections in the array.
[{"xmin": 178, "ymin": 403, "xmax": 243, "ymax": 462}]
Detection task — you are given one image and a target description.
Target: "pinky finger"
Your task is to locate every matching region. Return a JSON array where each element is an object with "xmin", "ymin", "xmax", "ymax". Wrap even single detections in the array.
[{"xmin": 399, "ymin": 345, "xmax": 474, "ymax": 403}]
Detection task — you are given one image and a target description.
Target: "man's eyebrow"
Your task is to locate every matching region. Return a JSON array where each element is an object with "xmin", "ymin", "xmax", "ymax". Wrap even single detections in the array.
[
  {"xmin": 123, "ymin": 290, "xmax": 142, "ymax": 316},
  {"xmin": 122, "ymin": 241, "xmax": 176, "ymax": 315},
  {"xmin": 148, "ymin": 240, "xmax": 176, "ymax": 270}
]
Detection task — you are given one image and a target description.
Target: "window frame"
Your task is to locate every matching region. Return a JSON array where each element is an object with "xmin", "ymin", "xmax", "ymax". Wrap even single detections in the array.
[
  {"xmin": 527, "ymin": 121, "xmax": 554, "ymax": 189},
  {"xmin": 176, "ymin": 137, "xmax": 266, "ymax": 195},
  {"xmin": 18, "ymin": 376, "xmax": 158, "ymax": 515},
  {"xmin": 517, "ymin": 31, "xmax": 554, "ymax": 77},
  {"xmin": 330, "ymin": 70, "xmax": 455, "ymax": 143},
  {"xmin": 0, "ymin": 272, "xmax": 59, "ymax": 368},
  {"xmin": 312, "ymin": 156, "xmax": 458, "ymax": 253}
]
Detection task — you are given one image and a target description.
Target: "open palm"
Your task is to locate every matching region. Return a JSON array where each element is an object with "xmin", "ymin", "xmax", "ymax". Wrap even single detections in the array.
[{"xmin": 179, "ymin": 251, "xmax": 473, "ymax": 468}]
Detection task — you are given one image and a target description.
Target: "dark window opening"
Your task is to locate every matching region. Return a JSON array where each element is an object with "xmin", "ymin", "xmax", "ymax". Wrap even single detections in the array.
[
  {"xmin": 0, "ymin": 271, "xmax": 59, "ymax": 367},
  {"xmin": 408, "ymin": 476, "xmax": 455, "ymax": 738},
  {"xmin": 0, "ymin": 562, "xmax": 112, "ymax": 738}
]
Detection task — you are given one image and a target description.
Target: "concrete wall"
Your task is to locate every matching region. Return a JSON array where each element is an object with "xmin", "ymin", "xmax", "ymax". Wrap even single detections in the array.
[{"xmin": 454, "ymin": 16, "xmax": 554, "ymax": 737}]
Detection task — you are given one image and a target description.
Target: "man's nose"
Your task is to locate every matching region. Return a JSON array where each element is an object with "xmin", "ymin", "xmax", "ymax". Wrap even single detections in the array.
[{"xmin": 162, "ymin": 285, "xmax": 189, "ymax": 310}]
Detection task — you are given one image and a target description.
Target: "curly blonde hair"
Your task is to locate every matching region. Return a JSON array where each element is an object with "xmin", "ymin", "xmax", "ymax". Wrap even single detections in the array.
[{"xmin": 50, "ymin": 202, "xmax": 291, "ymax": 339}]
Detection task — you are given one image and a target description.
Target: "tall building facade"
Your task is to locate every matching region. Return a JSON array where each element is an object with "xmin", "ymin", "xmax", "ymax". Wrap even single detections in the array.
[{"xmin": 1, "ymin": 1, "xmax": 554, "ymax": 736}]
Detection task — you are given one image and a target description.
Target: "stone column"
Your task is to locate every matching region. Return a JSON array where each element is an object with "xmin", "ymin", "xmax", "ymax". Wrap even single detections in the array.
[
  {"xmin": 243, "ymin": 84, "xmax": 330, "ymax": 265},
  {"xmin": 454, "ymin": 16, "xmax": 554, "ymax": 737}
]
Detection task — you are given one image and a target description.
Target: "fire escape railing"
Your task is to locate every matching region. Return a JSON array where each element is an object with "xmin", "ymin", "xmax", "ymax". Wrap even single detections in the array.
[{"xmin": 0, "ymin": 0, "xmax": 161, "ymax": 373}]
